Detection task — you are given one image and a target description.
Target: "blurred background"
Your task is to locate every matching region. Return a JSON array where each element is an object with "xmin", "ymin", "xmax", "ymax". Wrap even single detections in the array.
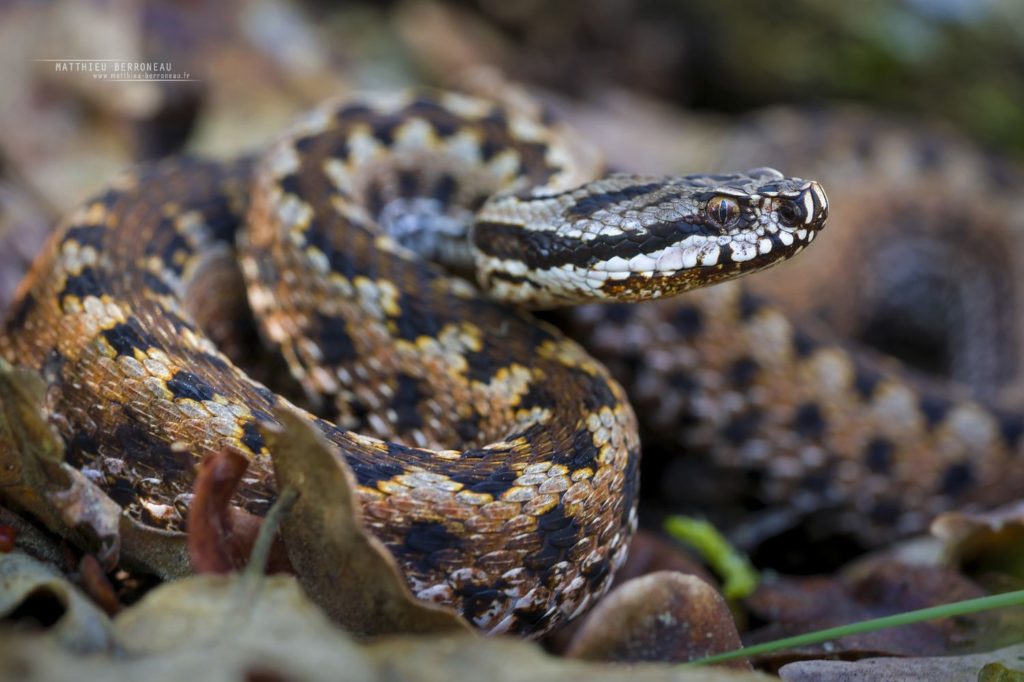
[{"xmin": 3, "ymin": 0, "xmax": 1024, "ymax": 566}]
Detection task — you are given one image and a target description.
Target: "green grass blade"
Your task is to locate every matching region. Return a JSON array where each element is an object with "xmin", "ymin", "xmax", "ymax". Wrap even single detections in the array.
[{"xmin": 683, "ymin": 589, "xmax": 1024, "ymax": 667}]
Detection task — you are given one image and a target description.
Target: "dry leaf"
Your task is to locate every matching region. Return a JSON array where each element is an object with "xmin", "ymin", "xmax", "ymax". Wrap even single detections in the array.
[
  {"xmin": 0, "ymin": 361, "xmax": 120, "ymax": 568},
  {"xmin": 933, "ymin": 502, "xmax": 1024, "ymax": 582},
  {"xmin": 546, "ymin": 529, "xmax": 715, "ymax": 652},
  {"xmin": 0, "ymin": 359, "xmax": 194, "ymax": 578},
  {"xmin": 745, "ymin": 559, "xmax": 987, "ymax": 668},
  {"xmin": 47, "ymin": 468, "xmax": 121, "ymax": 569},
  {"xmin": 0, "ymin": 551, "xmax": 115, "ymax": 654},
  {"xmin": 779, "ymin": 643, "xmax": 1024, "ymax": 682},
  {"xmin": 76, "ymin": 554, "xmax": 121, "ymax": 617},
  {"xmin": 0, "ymin": 505, "xmax": 68, "ymax": 567},
  {"xmin": 186, "ymin": 447, "xmax": 265, "ymax": 574},
  {"xmin": 365, "ymin": 633, "xmax": 772, "ymax": 682},
  {"xmin": 265, "ymin": 406, "xmax": 472, "ymax": 637},
  {"xmin": 0, "ymin": 567, "xmax": 773, "ymax": 682},
  {"xmin": 565, "ymin": 571, "xmax": 748, "ymax": 667},
  {"xmin": 0, "ymin": 522, "xmax": 14, "ymax": 552}
]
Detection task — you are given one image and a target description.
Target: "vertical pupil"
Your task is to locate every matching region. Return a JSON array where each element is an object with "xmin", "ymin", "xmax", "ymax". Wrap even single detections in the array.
[{"xmin": 718, "ymin": 202, "xmax": 729, "ymax": 223}]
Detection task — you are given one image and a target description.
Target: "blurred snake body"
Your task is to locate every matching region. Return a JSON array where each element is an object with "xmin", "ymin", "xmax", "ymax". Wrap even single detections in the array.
[{"xmin": 0, "ymin": 90, "xmax": 826, "ymax": 635}]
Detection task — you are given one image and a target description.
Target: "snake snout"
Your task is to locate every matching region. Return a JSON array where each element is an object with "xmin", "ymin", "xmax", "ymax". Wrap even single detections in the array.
[
  {"xmin": 797, "ymin": 180, "xmax": 829, "ymax": 231},
  {"xmin": 775, "ymin": 180, "xmax": 828, "ymax": 236}
]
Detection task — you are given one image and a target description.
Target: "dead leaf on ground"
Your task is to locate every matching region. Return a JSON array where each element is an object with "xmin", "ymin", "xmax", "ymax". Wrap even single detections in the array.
[
  {"xmin": 0, "ymin": 506, "xmax": 68, "ymax": 567},
  {"xmin": 76, "ymin": 554, "xmax": 121, "ymax": 617},
  {"xmin": 0, "ymin": 521, "xmax": 14, "ymax": 552},
  {"xmin": 0, "ymin": 360, "xmax": 120, "ymax": 567},
  {"xmin": 265, "ymin": 405, "xmax": 473, "ymax": 637},
  {"xmin": 565, "ymin": 571, "xmax": 748, "ymax": 668},
  {"xmin": 0, "ymin": 358, "xmax": 195, "ymax": 578},
  {"xmin": 745, "ymin": 558, "xmax": 987, "ymax": 669},
  {"xmin": 933, "ymin": 502, "xmax": 1024, "ymax": 583},
  {"xmin": 546, "ymin": 529, "xmax": 715, "ymax": 652},
  {"xmin": 779, "ymin": 643, "xmax": 1024, "ymax": 682},
  {"xmin": 0, "ymin": 551, "xmax": 115, "ymax": 654},
  {"xmin": 0, "ymin": 566, "xmax": 774, "ymax": 682},
  {"xmin": 365, "ymin": 632, "xmax": 772, "ymax": 682},
  {"xmin": 186, "ymin": 447, "xmax": 267, "ymax": 574}
]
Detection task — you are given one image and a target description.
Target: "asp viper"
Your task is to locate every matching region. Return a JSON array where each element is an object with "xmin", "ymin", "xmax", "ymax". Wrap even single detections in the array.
[{"xmin": 0, "ymin": 90, "xmax": 827, "ymax": 636}]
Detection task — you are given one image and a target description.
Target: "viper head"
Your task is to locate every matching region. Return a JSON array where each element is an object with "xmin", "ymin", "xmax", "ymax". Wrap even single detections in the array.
[{"xmin": 474, "ymin": 168, "xmax": 828, "ymax": 307}]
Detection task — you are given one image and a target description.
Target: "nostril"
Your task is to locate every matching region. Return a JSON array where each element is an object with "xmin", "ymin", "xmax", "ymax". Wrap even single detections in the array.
[{"xmin": 777, "ymin": 200, "xmax": 803, "ymax": 226}]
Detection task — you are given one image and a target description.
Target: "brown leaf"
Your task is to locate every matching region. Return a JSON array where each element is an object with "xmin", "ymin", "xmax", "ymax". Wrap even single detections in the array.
[
  {"xmin": 546, "ymin": 529, "xmax": 716, "ymax": 652},
  {"xmin": 0, "ymin": 360, "xmax": 196, "ymax": 579},
  {"xmin": 366, "ymin": 632, "xmax": 771, "ymax": 682},
  {"xmin": 779, "ymin": 643, "xmax": 1024, "ymax": 682},
  {"xmin": 745, "ymin": 559, "xmax": 987, "ymax": 668},
  {"xmin": 933, "ymin": 502, "xmax": 1024, "ymax": 582},
  {"xmin": 186, "ymin": 447, "xmax": 263, "ymax": 574},
  {"xmin": 0, "ymin": 551, "xmax": 115, "ymax": 654},
  {"xmin": 77, "ymin": 554, "xmax": 122, "ymax": 617},
  {"xmin": 565, "ymin": 571, "xmax": 748, "ymax": 667},
  {"xmin": 0, "ymin": 568, "xmax": 773, "ymax": 682},
  {"xmin": 264, "ymin": 405, "xmax": 472, "ymax": 637},
  {"xmin": 47, "ymin": 467, "xmax": 122, "ymax": 570},
  {"xmin": 0, "ymin": 361, "xmax": 120, "ymax": 568},
  {"xmin": 0, "ymin": 522, "xmax": 13, "ymax": 552},
  {"xmin": 0, "ymin": 505, "xmax": 68, "ymax": 567}
]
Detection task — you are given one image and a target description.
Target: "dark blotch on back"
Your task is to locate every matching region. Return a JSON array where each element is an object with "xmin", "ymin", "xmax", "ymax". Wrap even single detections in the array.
[
  {"xmin": 564, "ymin": 183, "xmax": 662, "ymax": 221},
  {"xmin": 59, "ymin": 267, "xmax": 106, "ymax": 304},
  {"xmin": 389, "ymin": 291, "xmax": 445, "ymax": 341},
  {"xmin": 792, "ymin": 402, "xmax": 826, "ymax": 439},
  {"xmin": 550, "ymin": 429, "xmax": 599, "ymax": 471},
  {"xmin": 302, "ymin": 217, "xmax": 360, "ymax": 280},
  {"xmin": 939, "ymin": 461, "xmax": 974, "ymax": 496},
  {"xmin": 391, "ymin": 373, "xmax": 425, "ymax": 431},
  {"xmin": 671, "ymin": 306, "xmax": 703, "ymax": 337},
  {"xmin": 114, "ymin": 420, "xmax": 195, "ymax": 480},
  {"xmin": 864, "ymin": 438, "xmax": 894, "ymax": 474},
  {"xmin": 350, "ymin": 456, "xmax": 406, "ymax": 487},
  {"xmin": 166, "ymin": 370, "xmax": 216, "ymax": 402},
  {"xmin": 728, "ymin": 357, "xmax": 760, "ymax": 388},
  {"xmin": 998, "ymin": 413, "xmax": 1024, "ymax": 449},
  {"xmin": 723, "ymin": 410, "xmax": 761, "ymax": 446},
  {"xmin": 853, "ymin": 366, "xmax": 883, "ymax": 400},
  {"xmin": 144, "ymin": 220, "xmax": 192, "ymax": 276},
  {"xmin": 101, "ymin": 321, "xmax": 157, "ymax": 357},
  {"xmin": 792, "ymin": 328, "xmax": 818, "ymax": 357},
  {"xmin": 142, "ymin": 271, "xmax": 175, "ymax": 296},
  {"xmin": 311, "ymin": 312, "xmax": 358, "ymax": 366},
  {"xmin": 738, "ymin": 291, "xmax": 763, "ymax": 320},
  {"xmin": 405, "ymin": 97, "xmax": 463, "ymax": 137},
  {"xmin": 918, "ymin": 394, "xmax": 952, "ymax": 427},
  {"xmin": 240, "ymin": 421, "xmax": 264, "ymax": 454},
  {"xmin": 404, "ymin": 521, "xmax": 463, "ymax": 562},
  {"xmin": 62, "ymin": 224, "xmax": 107, "ymax": 250},
  {"xmin": 451, "ymin": 466, "xmax": 518, "ymax": 495},
  {"xmin": 523, "ymin": 505, "xmax": 582, "ymax": 573}
]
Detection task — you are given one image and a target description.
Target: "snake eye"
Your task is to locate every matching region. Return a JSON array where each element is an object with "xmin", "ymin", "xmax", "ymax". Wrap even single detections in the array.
[
  {"xmin": 776, "ymin": 199, "xmax": 804, "ymax": 226},
  {"xmin": 706, "ymin": 196, "xmax": 740, "ymax": 228}
]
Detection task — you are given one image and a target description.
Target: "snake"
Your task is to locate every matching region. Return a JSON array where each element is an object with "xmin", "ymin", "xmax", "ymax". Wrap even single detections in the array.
[
  {"xmin": 564, "ymin": 105, "xmax": 1024, "ymax": 550},
  {"xmin": 0, "ymin": 90, "xmax": 827, "ymax": 636}
]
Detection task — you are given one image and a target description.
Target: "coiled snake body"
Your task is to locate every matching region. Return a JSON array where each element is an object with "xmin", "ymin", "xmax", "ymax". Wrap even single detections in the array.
[{"xmin": 0, "ymin": 90, "xmax": 826, "ymax": 635}]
